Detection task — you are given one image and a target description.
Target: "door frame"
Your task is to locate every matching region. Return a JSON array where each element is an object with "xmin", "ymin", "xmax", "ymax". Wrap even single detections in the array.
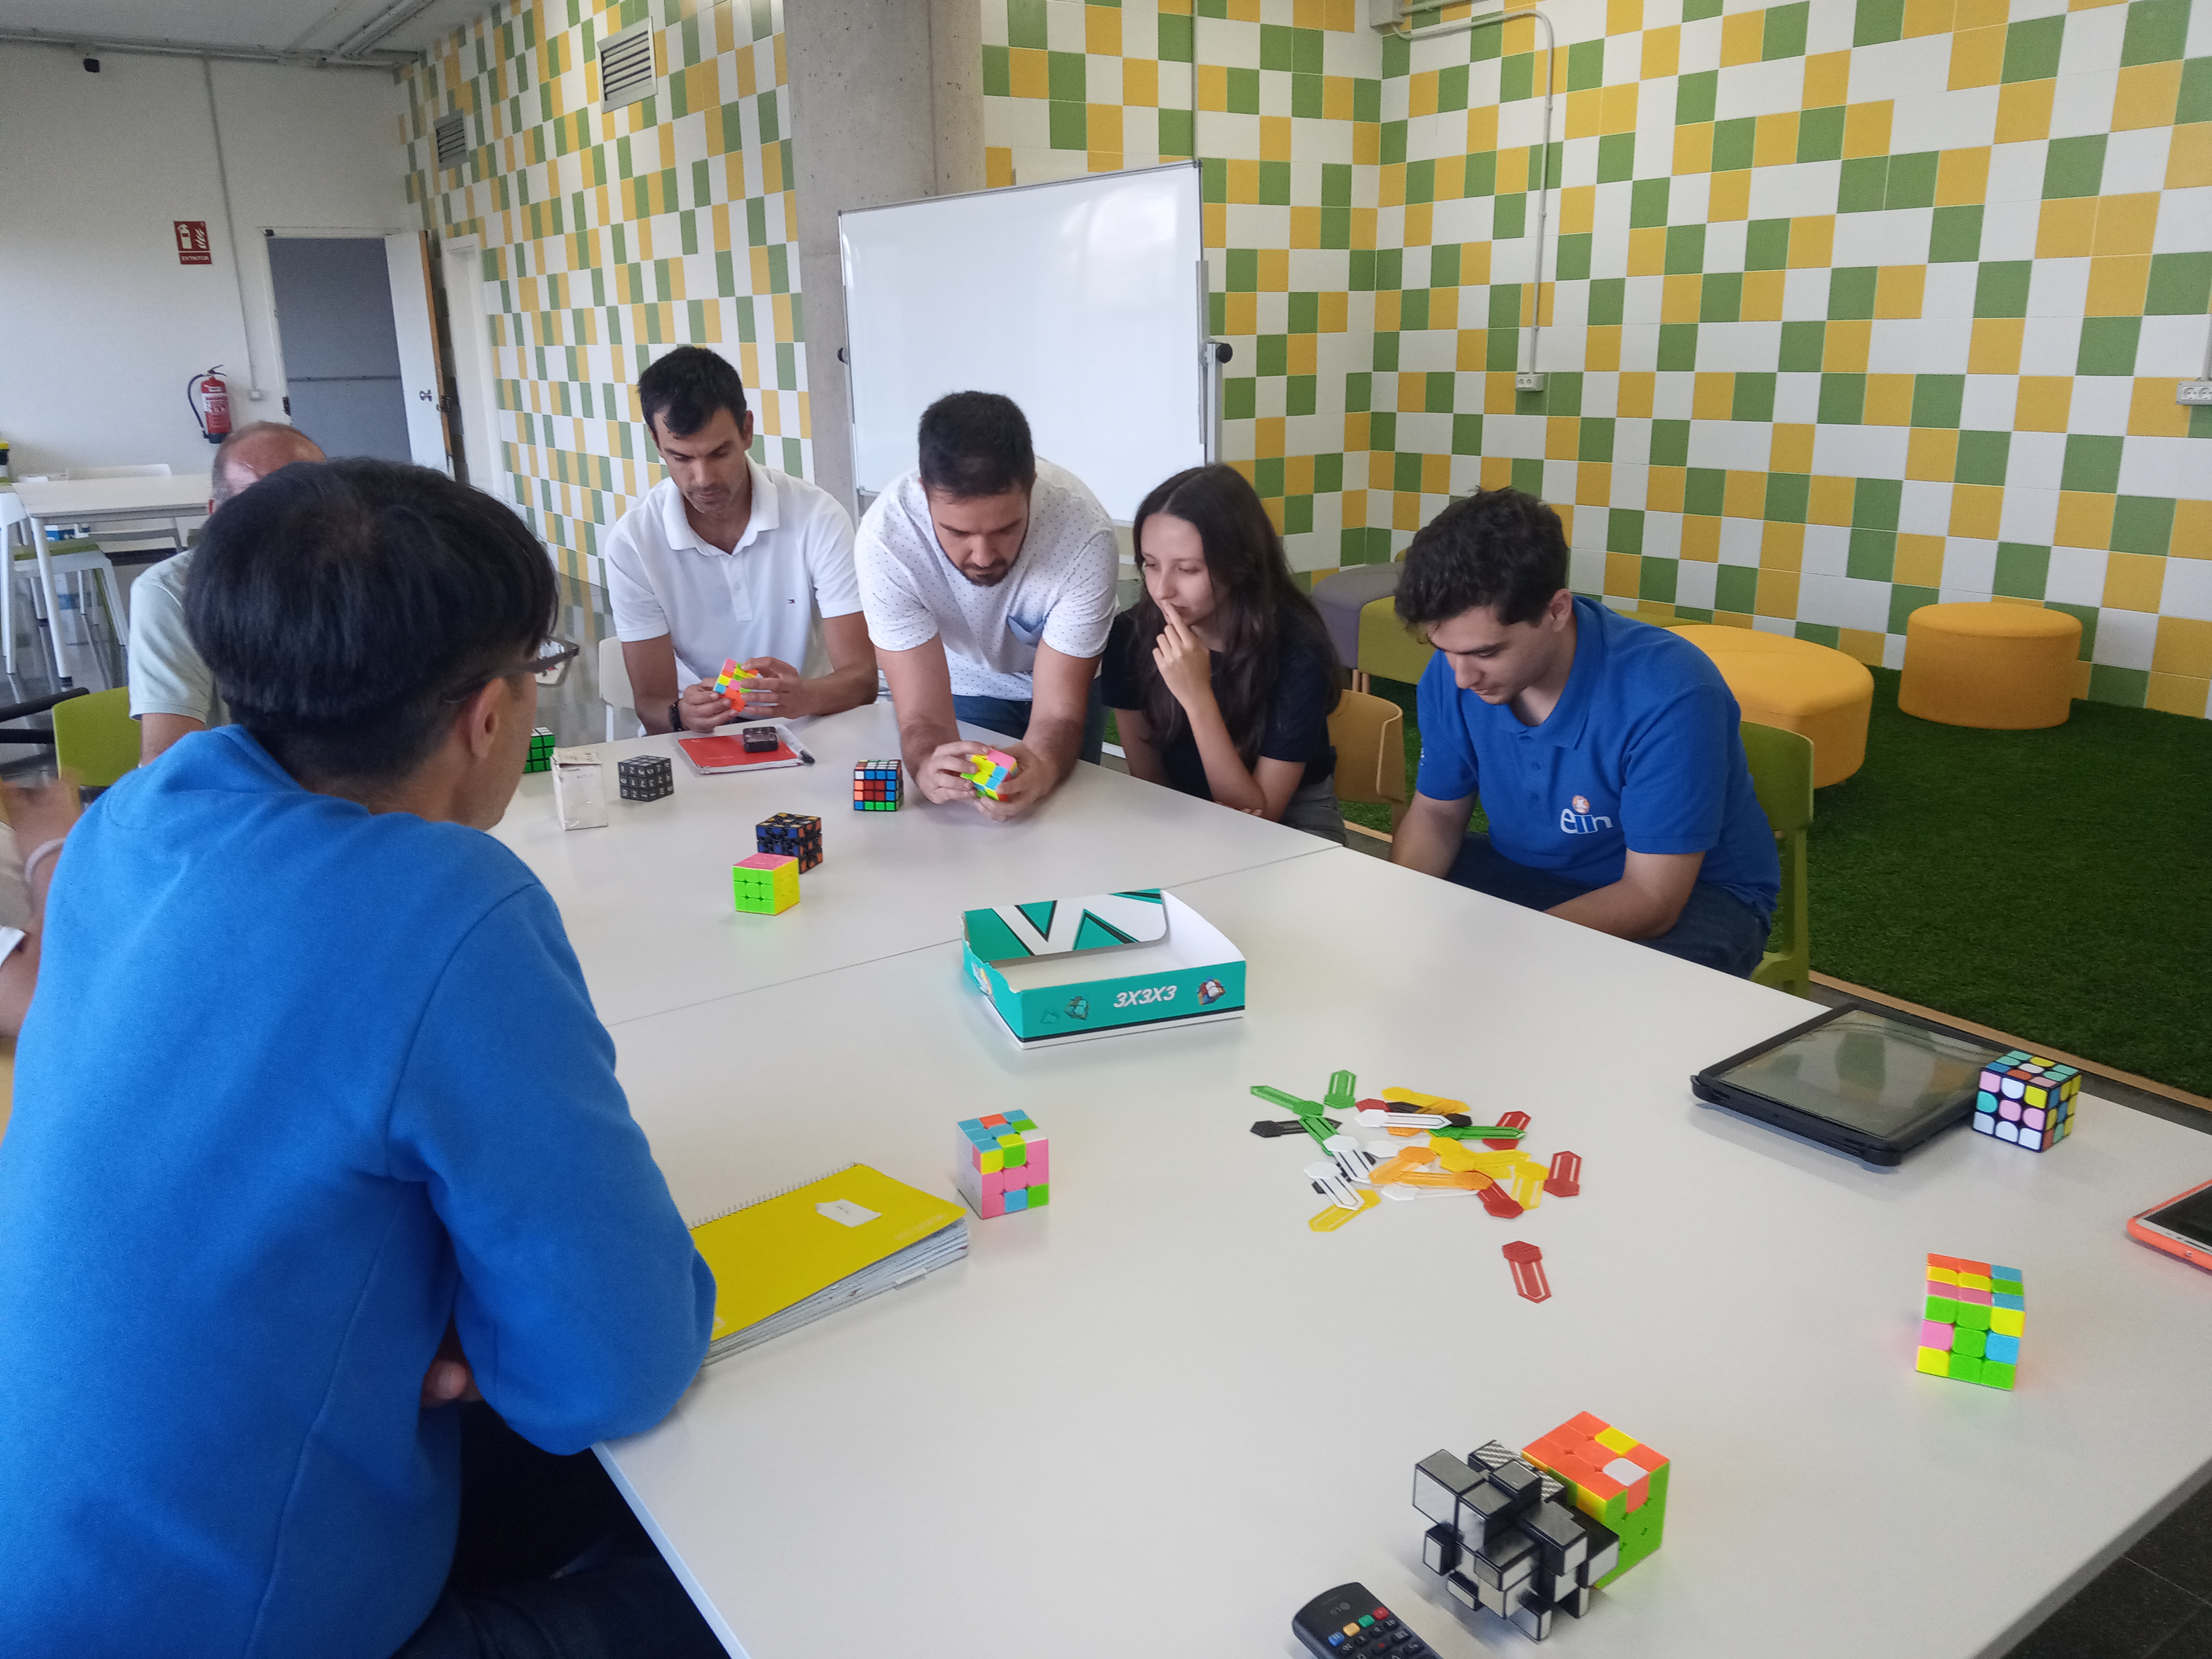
[{"xmin": 437, "ymin": 234, "xmax": 505, "ymax": 503}]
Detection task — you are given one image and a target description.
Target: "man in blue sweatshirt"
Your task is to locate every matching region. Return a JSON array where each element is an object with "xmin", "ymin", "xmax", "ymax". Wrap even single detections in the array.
[{"xmin": 0, "ymin": 460, "xmax": 721, "ymax": 1657}]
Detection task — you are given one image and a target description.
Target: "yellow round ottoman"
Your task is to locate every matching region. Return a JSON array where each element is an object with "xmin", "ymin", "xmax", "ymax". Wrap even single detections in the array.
[
  {"xmin": 1899, "ymin": 603, "xmax": 2079, "ymax": 729},
  {"xmin": 1668, "ymin": 625, "xmax": 1874, "ymax": 787}
]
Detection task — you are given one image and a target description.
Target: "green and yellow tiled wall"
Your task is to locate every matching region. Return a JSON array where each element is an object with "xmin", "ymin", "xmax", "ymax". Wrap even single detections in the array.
[
  {"xmin": 980, "ymin": 0, "xmax": 2212, "ymax": 717},
  {"xmin": 399, "ymin": 0, "xmax": 807, "ymax": 584}
]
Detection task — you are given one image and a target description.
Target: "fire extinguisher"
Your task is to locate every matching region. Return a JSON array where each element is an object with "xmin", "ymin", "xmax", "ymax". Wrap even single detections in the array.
[{"xmin": 188, "ymin": 366, "xmax": 232, "ymax": 445}]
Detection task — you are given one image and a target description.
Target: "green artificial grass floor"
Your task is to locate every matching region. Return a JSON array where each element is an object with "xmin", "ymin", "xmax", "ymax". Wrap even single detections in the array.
[{"xmin": 1345, "ymin": 668, "xmax": 2212, "ymax": 1099}]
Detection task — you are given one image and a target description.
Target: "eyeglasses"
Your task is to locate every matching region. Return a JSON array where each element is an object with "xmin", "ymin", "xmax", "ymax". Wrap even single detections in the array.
[{"xmin": 528, "ymin": 636, "xmax": 581, "ymax": 687}]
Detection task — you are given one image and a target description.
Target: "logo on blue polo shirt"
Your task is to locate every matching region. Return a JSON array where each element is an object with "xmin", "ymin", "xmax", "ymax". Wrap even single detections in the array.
[{"xmin": 1560, "ymin": 793, "xmax": 1614, "ymax": 834}]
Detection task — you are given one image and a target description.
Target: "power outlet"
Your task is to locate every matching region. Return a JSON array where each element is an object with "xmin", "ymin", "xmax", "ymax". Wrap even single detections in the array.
[
  {"xmin": 2178, "ymin": 381, "xmax": 2212, "ymax": 405},
  {"xmin": 1515, "ymin": 371, "xmax": 1548, "ymax": 391}
]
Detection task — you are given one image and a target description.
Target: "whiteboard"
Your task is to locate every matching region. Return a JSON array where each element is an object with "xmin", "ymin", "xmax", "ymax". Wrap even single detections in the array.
[{"xmin": 840, "ymin": 163, "xmax": 1207, "ymax": 522}]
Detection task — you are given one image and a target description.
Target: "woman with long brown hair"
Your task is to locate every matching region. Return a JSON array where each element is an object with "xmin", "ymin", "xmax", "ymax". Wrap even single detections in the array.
[{"xmin": 1101, "ymin": 464, "xmax": 1345, "ymax": 842}]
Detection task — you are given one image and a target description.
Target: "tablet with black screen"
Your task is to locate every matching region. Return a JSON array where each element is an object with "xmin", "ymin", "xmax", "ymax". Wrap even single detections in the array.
[{"xmin": 1692, "ymin": 1001, "xmax": 2007, "ymax": 1165}]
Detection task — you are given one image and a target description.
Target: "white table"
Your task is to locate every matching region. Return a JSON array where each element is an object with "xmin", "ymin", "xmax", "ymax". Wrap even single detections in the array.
[
  {"xmin": 9, "ymin": 473, "xmax": 211, "ymax": 680},
  {"xmin": 492, "ymin": 704, "xmax": 1336, "ymax": 1027},
  {"xmin": 563, "ymin": 846, "xmax": 2212, "ymax": 1659}
]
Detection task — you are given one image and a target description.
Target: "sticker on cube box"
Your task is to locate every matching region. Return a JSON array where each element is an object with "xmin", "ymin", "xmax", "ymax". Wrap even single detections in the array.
[
  {"xmin": 731, "ymin": 852, "xmax": 799, "ymax": 916},
  {"xmin": 756, "ymin": 812, "xmax": 822, "ymax": 870},
  {"xmin": 853, "ymin": 759, "xmax": 901, "ymax": 812},
  {"xmin": 961, "ymin": 889, "xmax": 1244, "ymax": 1047},
  {"xmin": 617, "ymin": 754, "xmax": 673, "ymax": 802},
  {"xmin": 953, "ymin": 1111, "xmax": 1049, "ymax": 1218},
  {"xmin": 1916, "ymin": 1253, "xmax": 2023, "ymax": 1391},
  {"xmin": 1971, "ymin": 1052, "xmax": 2078, "ymax": 1151}
]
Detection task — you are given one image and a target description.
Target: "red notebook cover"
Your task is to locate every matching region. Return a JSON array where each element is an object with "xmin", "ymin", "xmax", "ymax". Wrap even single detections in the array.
[{"xmin": 676, "ymin": 732, "xmax": 799, "ymax": 772}]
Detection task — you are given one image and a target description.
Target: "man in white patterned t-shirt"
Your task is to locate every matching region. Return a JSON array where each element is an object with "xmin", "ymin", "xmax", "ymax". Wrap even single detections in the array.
[{"xmin": 855, "ymin": 392, "xmax": 1116, "ymax": 821}]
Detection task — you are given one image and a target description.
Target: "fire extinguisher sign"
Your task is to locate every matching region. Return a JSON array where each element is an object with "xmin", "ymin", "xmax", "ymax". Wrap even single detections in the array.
[{"xmin": 174, "ymin": 221, "xmax": 212, "ymax": 266}]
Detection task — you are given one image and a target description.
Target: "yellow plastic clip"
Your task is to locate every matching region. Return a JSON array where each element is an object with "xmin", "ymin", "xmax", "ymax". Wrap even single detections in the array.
[{"xmin": 1309, "ymin": 1188, "xmax": 1380, "ymax": 1231}]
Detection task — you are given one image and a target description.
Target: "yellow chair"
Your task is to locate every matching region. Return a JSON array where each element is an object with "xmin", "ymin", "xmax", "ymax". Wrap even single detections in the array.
[
  {"xmin": 1899, "ymin": 602, "xmax": 2079, "ymax": 729},
  {"xmin": 1355, "ymin": 594, "xmax": 1434, "ymax": 688},
  {"xmin": 1740, "ymin": 721, "xmax": 1814, "ymax": 998},
  {"xmin": 52, "ymin": 687, "xmax": 137, "ymax": 791},
  {"xmin": 1669, "ymin": 625, "xmax": 1873, "ymax": 788},
  {"xmin": 1327, "ymin": 688, "xmax": 1409, "ymax": 832}
]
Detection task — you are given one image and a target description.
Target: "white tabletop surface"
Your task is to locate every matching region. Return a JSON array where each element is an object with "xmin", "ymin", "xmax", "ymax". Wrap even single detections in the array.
[
  {"xmin": 491, "ymin": 703, "xmax": 1336, "ymax": 1027},
  {"xmin": 11, "ymin": 473, "xmax": 213, "ymax": 519},
  {"xmin": 592, "ymin": 847, "xmax": 2212, "ymax": 1659}
]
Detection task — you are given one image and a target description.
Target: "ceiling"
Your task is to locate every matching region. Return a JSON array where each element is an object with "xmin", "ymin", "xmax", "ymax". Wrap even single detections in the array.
[{"xmin": 0, "ymin": 0, "xmax": 495, "ymax": 62}]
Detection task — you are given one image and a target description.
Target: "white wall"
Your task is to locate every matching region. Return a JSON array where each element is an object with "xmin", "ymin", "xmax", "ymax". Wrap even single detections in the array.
[{"xmin": 0, "ymin": 45, "xmax": 407, "ymax": 478}]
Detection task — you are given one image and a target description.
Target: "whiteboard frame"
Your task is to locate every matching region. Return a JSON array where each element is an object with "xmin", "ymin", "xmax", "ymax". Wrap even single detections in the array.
[{"xmin": 837, "ymin": 162, "xmax": 1214, "ymax": 523}]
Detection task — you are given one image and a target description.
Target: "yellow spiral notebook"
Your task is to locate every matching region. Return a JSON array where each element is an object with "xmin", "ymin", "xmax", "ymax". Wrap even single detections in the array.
[{"xmin": 690, "ymin": 1164, "xmax": 968, "ymax": 1362}]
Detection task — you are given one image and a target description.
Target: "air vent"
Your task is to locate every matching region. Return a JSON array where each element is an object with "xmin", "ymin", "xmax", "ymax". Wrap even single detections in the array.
[
  {"xmin": 433, "ymin": 113, "xmax": 467, "ymax": 169},
  {"xmin": 597, "ymin": 22, "xmax": 656, "ymax": 111}
]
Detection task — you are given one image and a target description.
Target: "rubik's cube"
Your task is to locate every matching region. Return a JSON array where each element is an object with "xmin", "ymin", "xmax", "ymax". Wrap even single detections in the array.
[
  {"xmin": 1973, "ymin": 1051, "xmax": 2079, "ymax": 1151},
  {"xmin": 853, "ymin": 759, "xmax": 900, "ymax": 811},
  {"xmin": 1521, "ymin": 1413, "xmax": 1669, "ymax": 1588},
  {"xmin": 618, "ymin": 755, "xmax": 673, "ymax": 801},
  {"xmin": 1917, "ymin": 1254, "xmax": 2024, "ymax": 1391},
  {"xmin": 756, "ymin": 811, "xmax": 822, "ymax": 870},
  {"xmin": 1412, "ymin": 1434, "xmax": 1628, "ymax": 1641},
  {"xmin": 731, "ymin": 852, "xmax": 799, "ymax": 915},
  {"xmin": 953, "ymin": 1111, "xmax": 1050, "ymax": 1218},
  {"xmin": 713, "ymin": 657, "xmax": 757, "ymax": 697},
  {"xmin": 525, "ymin": 727, "xmax": 556, "ymax": 773},
  {"xmin": 963, "ymin": 747, "xmax": 1018, "ymax": 800}
]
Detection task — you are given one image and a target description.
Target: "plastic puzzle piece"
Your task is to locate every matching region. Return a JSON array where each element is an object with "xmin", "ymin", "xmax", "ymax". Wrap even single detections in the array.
[
  {"xmin": 1546, "ymin": 1150, "xmax": 1583, "ymax": 1198},
  {"xmin": 1476, "ymin": 1183, "xmax": 1525, "ymax": 1219},
  {"xmin": 1304, "ymin": 1158, "xmax": 1364, "ymax": 1211},
  {"xmin": 1502, "ymin": 1240, "xmax": 1550, "ymax": 1303},
  {"xmin": 1485, "ymin": 1109, "xmax": 1534, "ymax": 1150},
  {"xmin": 1250, "ymin": 1117, "xmax": 1338, "ymax": 1138},
  {"xmin": 1252, "ymin": 1083, "xmax": 1339, "ymax": 1151},
  {"xmin": 962, "ymin": 746, "xmax": 1019, "ymax": 800},
  {"xmin": 1309, "ymin": 1188, "xmax": 1379, "ymax": 1232}
]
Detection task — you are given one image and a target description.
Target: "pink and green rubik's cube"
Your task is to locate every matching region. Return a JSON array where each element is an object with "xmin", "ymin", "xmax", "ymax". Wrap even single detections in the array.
[
  {"xmin": 954, "ymin": 1111, "xmax": 1049, "ymax": 1218},
  {"xmin": 1972, "ymin": 1050, "xmax": 2078, "ymax": 1150},
  {"xmin": 1916, "ymin": 1254, "xmax": 2024, "ymax": 1391}
]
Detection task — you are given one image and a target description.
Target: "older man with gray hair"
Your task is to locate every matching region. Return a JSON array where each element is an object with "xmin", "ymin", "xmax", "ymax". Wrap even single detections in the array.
[{"xmin": 128, "ymin": 420, "xmax": 326, "ymax": 763}]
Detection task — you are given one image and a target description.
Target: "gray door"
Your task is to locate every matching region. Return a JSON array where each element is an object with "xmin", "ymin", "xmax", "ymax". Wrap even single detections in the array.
[{"xmin": 267, "ymin": 237, "xmax": 413, "ymax": 463}]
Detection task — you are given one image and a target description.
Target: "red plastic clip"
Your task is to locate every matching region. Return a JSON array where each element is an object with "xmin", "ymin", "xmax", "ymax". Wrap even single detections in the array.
[
  {"xmin": 1477, "ymin": 1183, "xmax": 1524, "ymax": 1220},
  {"xmin": 1545, "ymin": 1149, "xmax": 1582, "ymax": 1198},
  {"xmin": 1485, "ymin": 1109, "xmax": 1533, "ymax": 1150},
  {"xmin": 1502, "ymin": 1240, "xmax": 1551, "ymax": 1303}
]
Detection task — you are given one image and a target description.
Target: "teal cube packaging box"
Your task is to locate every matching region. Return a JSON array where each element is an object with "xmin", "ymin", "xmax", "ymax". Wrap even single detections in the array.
[{"xmin": 961, "ymin": 889, "xmax": 1245, "ymax": 1048}]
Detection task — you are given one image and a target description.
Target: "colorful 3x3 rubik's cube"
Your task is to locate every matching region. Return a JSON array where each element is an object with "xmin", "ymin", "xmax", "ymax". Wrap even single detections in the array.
[
  {"xmin": 1522, "ymin": 1413, "xmax": 1670, "ymax": 1587},
  {"xmin": 853, "ymin": 759, "xmax": 900, "ymax": 811},
  {"xmin": 756, "ymin": 812, "xmax": 822, "ymax": 871},
  {"xmin": 963, "ymin": 747, "xmax": 1017, "ymax": 800},
  {"xmin": 731, "ymin": 852, "xmax": 799, "ymax": 915},
  {"xmin": 1917, "ymin": 1254, "xmax": 2024, "ymax": 1391},
  {"xmin": 525, "ymin": 727, "xmax": 556, "ymax": 774},
  {"xmin": 953, "ymin": 1111, "xmax": 1049, "ymax": 1218},
  {"xmin": 1973, "ymin": 1051, "xmax": 2079, "ymax": 1151}
]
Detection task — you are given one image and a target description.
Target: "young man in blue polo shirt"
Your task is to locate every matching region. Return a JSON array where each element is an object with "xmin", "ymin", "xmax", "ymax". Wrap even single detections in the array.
[
  {"xmin": 0, "ymin": 461, "xmax": 721, "ymax": 1657},
  {"xmin": 1390, "ymin": 489, "xmax": 1779, "ymax": 977}
]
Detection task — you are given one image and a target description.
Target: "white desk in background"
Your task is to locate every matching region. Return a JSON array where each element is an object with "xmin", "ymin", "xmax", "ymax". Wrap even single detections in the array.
[
  {"xmin": 8, "ymin": 473, "xmax": 211, "ymax": 681},
  {"xmin": 490, "ymin": 703, "xmax": 1335, "ymax": 1027},
  {"xmin": 589, "ymin": 848, "xmax": 2212, "ymax": 1659}
]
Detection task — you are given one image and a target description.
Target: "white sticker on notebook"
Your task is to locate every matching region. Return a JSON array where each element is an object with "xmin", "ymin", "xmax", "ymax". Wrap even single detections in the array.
[{"xmin": 816, "ymin": 1199, "xmax": 880, "ymax": 1227}]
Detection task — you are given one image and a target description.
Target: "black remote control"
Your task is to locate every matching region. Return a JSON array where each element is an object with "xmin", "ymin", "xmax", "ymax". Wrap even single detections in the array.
[{"xmin": 1294, "ymin": 1583, "xmax": 1437, "ymax": 1658}]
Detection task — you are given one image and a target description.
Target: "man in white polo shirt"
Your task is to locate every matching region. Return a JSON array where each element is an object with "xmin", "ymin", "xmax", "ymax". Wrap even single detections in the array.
[
  {"xmin": 856, "ymin": 391, "xmax": 1116, "ymax": 822},
  {"xmin": 607, "ymin": 347, "xmax": 875, "ymax": 734}
]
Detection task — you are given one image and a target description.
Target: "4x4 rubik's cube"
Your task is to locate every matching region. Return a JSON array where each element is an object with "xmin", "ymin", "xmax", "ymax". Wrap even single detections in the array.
[
  {"xmin": 953, "ymin": 1111, "xmax": 1049, "ymax": 1218},
  {"xmin": 756, "ymin": 812, "xmax": 822, "ymax": 870},
  {"xmin": 525, "ymin": 727, "xmax": 556, "ymax": 773},
  {"xmin": 1917, "ymin": 1254, "xmax": 2024, "ymax": 1390},
  {"xmin": 1412, "ymin": 1413, "xmax": 1664, "ymax": 1642},
  {"xmin": 1972, "ymin": 1050, "xmax": 2078, "ymax": 1150},
  {"xmin": 853, "ymin": 759, "xmax": 900, "ymax": 811}
]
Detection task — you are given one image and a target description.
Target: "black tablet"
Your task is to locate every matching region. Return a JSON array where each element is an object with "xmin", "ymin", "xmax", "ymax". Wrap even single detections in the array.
[{"xmin": 1692, "ymin": 1001, "xmax": 2009, "ymax": 1166}]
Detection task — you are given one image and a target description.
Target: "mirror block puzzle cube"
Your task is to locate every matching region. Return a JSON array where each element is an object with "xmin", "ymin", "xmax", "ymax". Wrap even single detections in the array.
[
  {"xmin": 1917, "ymin": 1254, "xmax": 2023, "ymax": 1390},
  {"xmin": 1521, "ymin": 1413, "xmax": 1669, "ymax": 1588},
  {"xmin": 731, "ymin": 852, "xmax": 799, "ymax": 915},
  {"xmin": 1972, "ymin": 1051, "xmax": 2078, "ymax": 1151},
  {"xmin": 954, "ymin": 1111, "xmax": 1049, "ymax": 1218}
]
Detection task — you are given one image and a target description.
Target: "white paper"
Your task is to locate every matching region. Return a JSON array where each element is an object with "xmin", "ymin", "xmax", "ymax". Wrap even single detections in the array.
[{"xmin": 816, "ymin": 1199, "xmax": 880, "ymax": 1228}]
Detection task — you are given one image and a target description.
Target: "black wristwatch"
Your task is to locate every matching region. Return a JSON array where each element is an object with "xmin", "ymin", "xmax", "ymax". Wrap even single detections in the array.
[{"xmin": 668, "ymin": 699, "xmax": 683, "ymax": 735}]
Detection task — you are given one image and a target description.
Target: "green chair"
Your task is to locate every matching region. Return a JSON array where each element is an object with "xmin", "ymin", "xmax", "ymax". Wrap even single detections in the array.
[
  {"xmin": 1740, "ymin": 720, "xmax": 1813, "ymax": 998},
  {"xmin": 52, "ymin": 687, "xmax": 137, "ymax": 793}
]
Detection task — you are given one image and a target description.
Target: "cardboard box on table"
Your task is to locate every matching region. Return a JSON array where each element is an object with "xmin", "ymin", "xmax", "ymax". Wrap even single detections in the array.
[{"xmin": 959, "ymin": 889, "xmax": 1245, "ymax": 1048}]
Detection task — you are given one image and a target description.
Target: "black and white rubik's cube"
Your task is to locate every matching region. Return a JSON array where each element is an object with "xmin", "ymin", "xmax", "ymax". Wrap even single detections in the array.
[
  {"xmin": 1412, "ymin": 1441, "xmax": 1623, "ymax": 1642},
  {"xmin": 617, "ymin": 755, "xmax": 673, "ymax": 802},
  {"xmin": 756, "ymin": 811, "xmax": 822, "ymax": 870}
]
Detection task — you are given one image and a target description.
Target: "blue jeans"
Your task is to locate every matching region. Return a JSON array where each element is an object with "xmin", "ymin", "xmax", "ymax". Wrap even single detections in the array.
[
  {"xmin": 1445, "ymin": 832, "xmax": 1771, "ymax": 979},
  {"xmin": 952, "ymin": 677, "xmax": 1107, "ymax": 765}
]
